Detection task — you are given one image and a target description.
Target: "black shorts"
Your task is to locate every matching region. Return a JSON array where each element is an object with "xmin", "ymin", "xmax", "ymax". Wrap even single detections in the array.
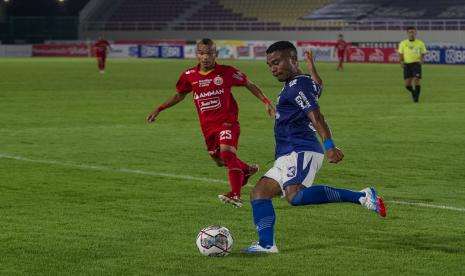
[{"xmin": 403, "ymin": 62, "xmax": 422, "ymax": 80}]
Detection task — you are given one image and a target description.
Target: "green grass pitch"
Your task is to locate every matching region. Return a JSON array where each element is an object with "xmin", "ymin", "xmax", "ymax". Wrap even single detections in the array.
[{"xmin": 0, "ymin": 58, "xmax": 464, "ymax": 275}]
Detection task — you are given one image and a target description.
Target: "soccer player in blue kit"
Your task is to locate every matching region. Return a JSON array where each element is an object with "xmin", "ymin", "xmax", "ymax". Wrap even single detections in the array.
[{"xmin": 243, "ymin": 41, "xmax": 386, "ymax": 253}]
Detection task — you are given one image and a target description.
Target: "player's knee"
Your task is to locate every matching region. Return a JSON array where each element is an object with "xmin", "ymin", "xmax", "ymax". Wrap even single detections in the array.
[
  {"xmin": 212, "ymin": 157, "xmax": 224, "ymax": 167},
  {"xmin": 250, "ymin": 185, "xmax": 269, "ymax": 200},
  {"xmin": 250, "ymin": 178, "xmax": 279, "ymax": 201},
  {"xmin": 285, "ymin": 185, "xmax": 305, "ymax": 206},
  {"xmin": 288, "ymin": 192, "xmax": 302, "ymax": 206}
]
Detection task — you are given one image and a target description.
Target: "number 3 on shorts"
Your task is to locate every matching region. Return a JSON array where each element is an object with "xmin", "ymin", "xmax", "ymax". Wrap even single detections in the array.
[{"xmin": 220, "ymin": 130, "xmax": 232, "ymax": 140}]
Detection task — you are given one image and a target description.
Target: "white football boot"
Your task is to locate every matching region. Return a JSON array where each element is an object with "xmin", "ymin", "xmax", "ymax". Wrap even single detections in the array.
[
  {"xmin": 242, "ymin": 242, "xmax": 279, "ymax": 254},
  {"xmin": 359, "ymin": 187, "xmax": 386, "ymax": 217}
]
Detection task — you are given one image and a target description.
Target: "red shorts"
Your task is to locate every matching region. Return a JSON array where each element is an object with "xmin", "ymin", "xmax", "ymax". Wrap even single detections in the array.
[
  {"xmin": 337, "ymin": 50, "xmax": 345, "ymax": 59},
  {"xmin": 203, "ymin": 122, "xmax": 240, "ymax": 158}
]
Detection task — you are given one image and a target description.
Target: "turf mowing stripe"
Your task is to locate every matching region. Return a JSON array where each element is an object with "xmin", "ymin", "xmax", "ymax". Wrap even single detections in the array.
[{"xmin": 1, "ymin": 153, "xmax": 464, "ymax": 213}]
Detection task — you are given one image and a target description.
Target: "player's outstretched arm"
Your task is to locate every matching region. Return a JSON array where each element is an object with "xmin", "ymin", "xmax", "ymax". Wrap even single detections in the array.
[
  {"xmin": 146, "ymin": 92, "xmax": 188, "ymax": 123},
  {"xmin": 304, "ymin": 49, "xmax": 323, "ymax": 86},
  {"xmin": 307, "ymin": 109, "xmax": 344, "ymax": 163},
  {"xmin": 244, "ymin": 80, "xmax": 275, "ymax": 118}
]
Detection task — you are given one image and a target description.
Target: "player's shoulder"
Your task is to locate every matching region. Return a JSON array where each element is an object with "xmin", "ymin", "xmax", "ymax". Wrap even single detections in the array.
[
  {"xmin": 216, "ymin": 64, "xmax": 240, "ymax": 73},
  {"xmin": 182, "ymin": 66, "xmax": 198, "ymax": 76},
  {"xmin": 217, "ymin": 64, "xmax": 247, "ymax": 80},
  {"xmin": 416, "ymin": 39, "xmax": 426, "ymax": 45},
  {"xmin": 399, "ymin": 39, "xmax": 409, "ymax": 45},
  {"xmin": 286, "ymin": 75, "xmax": 314, "ymax": 89},
  {"xmin": 285, "ymin": 75, "xmax": 321, "ymax": 97}
]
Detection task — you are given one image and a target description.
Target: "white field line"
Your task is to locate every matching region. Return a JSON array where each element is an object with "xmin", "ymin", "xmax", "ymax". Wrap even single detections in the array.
[
  {"xmin": 1, "ymin": 153, "xmax": 464, "ymax": 213},
  {"xmin": 0, "ymin": 153, "xmax": 228, "ymax": 184},
  {"xmin": 388, "ymin": 200, "xmax": 465, "ymax": 212}
]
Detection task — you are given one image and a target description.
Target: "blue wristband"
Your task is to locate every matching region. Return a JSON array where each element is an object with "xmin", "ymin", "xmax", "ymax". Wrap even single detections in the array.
[{"xmin": 323, "ymin": 139, "xmax": 335, "ymax": 151}]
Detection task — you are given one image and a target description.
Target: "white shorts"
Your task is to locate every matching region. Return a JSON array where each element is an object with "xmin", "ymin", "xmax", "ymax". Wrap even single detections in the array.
[{"xmin": 264, "ymin": 151, "xmax": 324, "ymax": 195}]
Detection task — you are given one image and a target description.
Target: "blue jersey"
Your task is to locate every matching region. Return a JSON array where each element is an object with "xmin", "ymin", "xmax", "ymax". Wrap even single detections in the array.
[{"xmin": 274, "ymin": 75, "xmax": 323, "ymax": 159}]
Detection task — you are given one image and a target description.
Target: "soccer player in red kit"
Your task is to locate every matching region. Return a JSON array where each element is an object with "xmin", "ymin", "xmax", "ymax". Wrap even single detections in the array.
[
  {"xmin": 335, "ymin": 34, "xmax": 348, "ymax": 71},
  {"xmin": 94, "ymin": 37, "xmax": 111, "ymax": 73},
  {"xmin": 146, "ymin": 38, "xmax": 275, "ymax": 207}
]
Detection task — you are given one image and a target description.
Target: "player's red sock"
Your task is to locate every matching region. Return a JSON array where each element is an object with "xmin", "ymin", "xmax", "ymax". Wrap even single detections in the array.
[
  {"xmin": 236, "ymin": 158, "xmax": 250, "ymax": 175},
  {"xmin": 220, "ymin": 150, "xmax": 244, "ymax": 196},
  {"xmin": 98, "ymin": 58, "xmax": 105, "ymax": 71}
]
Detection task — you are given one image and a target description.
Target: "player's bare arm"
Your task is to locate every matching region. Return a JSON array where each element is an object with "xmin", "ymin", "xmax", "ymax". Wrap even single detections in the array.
[
  {"xmin": 146, "ymin": 92, "xmax": 188, "ymax": 123},
  {"xmin": 420, "ymin": 53, "xmax": 425, "ymax": 64},
  {"xmin": 307, "ymin": 109, "xmax": 344, "ymax": 163},
  {"xmin": 303, "ymin": 50, "xmax": 323, "ymax": 86},
  {"xmin": 244, "ymin": 80, "xmax": 276, "ymax": 118}
]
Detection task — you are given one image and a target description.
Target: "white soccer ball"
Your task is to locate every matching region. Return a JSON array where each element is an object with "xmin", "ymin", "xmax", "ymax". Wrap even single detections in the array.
[{"xmin": 196, "ymin": 225, "xmax": 233, "ymax": 257}]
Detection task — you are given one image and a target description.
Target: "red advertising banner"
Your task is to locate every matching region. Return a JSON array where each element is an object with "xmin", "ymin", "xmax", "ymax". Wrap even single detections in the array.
[
  {"xmin": 297, "ymin": 41, "xmax": 337, "ymax": 47},
  {"xmin": 114, "ymin": 39, "xmax": 186, "ymax": 45},
  {"xmin": 347, "ymin": 47, "xmax": 400, "ymax": 63},
  {"xmin": 32, "ymin": 44, "xmax": 90, "ymax": 57}
]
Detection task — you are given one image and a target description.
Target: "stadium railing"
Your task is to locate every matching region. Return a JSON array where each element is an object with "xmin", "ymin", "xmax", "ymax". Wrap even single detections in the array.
[{"xmin": 80, "ymin": 19, "xmax": 465, "ymax": 32}]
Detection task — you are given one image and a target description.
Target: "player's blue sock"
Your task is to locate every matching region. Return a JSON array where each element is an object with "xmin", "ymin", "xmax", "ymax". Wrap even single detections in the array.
[
  {"xmin": 251, "ymin": 199, "xmax": 275, "ymax": 248},
  {"xmin": 290, "ymin": 185, "xmax": 364, "ymax": 206}
]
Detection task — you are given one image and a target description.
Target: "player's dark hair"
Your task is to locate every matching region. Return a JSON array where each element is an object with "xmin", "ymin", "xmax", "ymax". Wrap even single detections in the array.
[
  {"xmin": 198, "ymin": 38, "xmax": 215, "ymax": 47},
  {"xmin": 197, "ymin": 38, "xmax": 216, "ymax": 51},
  {"xmin": 406, "ymin": 26, "xmax": 416, "ymax": 31},
  {"xmin": 266, "ymin": 41, "xmax": 297, "ymax": 56}
]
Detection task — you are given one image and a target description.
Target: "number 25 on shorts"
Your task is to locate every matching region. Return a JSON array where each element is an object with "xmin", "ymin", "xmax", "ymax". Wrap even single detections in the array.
[{"xmin": 220, "ymin": 130, "xmax": 232, "ymax": 140}]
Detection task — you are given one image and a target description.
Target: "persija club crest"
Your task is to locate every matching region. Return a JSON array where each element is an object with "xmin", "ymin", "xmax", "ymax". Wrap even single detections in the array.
[{"xmin": 214, "ymin": 76, "xmax": 223, "ymax": 85}]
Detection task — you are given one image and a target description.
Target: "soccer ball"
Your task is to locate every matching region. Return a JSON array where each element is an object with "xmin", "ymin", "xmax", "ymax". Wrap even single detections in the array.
[{"xmin": 196, "ymin": 225, "xmax": 233, "ymax": 256}]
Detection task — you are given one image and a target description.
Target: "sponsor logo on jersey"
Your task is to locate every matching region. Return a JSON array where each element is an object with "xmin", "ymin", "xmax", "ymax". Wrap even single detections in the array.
[
  {"xmin": 232, "ymin": 71, "xmax": 244, "ymax": 81},
  {"xmin": 295, "ymin": 91, "xmax": 311, "ymax": 110},
  {"xmin": 193, "ymin": 88, "xmax": 224, "ymax": 100},
  {"xmin": 368, "ymin": 49, "xmax": 384, "ymax": 62},
  {"xmin": 288, "ymin": 79, "xmax": 298, "ymax": 87},
  {"xmin": 213, "ymin": 76, "xmax": 224, "ymax": 85},
  {"xmin": 198, "ymin": 79, "xmax": 212, "ymax": 87},
  {"xmin": 307, "ymin": 122, "xmax": 316, "ymax": 131},
  {"xmin": 199, "ymin": 97, "xmax": 221, "ymax": 112}
]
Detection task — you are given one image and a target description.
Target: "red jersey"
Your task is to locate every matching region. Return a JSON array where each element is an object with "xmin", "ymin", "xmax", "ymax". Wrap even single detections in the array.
[
  {"xmin": 335, "ymin": 39, "xmax": 348, "ymax": 52},
  {"xmin": 176, "ymin": 63, "xmax": 248, "ymax": 134},
  {"xmin": 94, "ymin": 40, "xmax": 110, "ymax": 57}
]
